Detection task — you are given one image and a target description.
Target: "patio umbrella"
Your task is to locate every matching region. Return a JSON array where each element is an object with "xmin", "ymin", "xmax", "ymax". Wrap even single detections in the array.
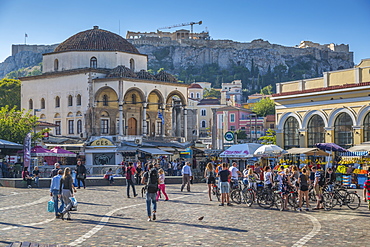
[
  {"xmin": 50, "ymin": 146, "xmax": 77, "ymax": 157},
  {"xmin": 315, "ymin": 143, "xmax": 348, "ymax": 152},
  {"xmin": 219, "ymin": 143, "xmax": 263, "ymax": 158},
  {"xmin": 254, "ymin": 144, "xmax": 286, "ymax": 157},
  {"xmin": 31, "ymin": 146, "xmax": 56, "ymax": 156}
]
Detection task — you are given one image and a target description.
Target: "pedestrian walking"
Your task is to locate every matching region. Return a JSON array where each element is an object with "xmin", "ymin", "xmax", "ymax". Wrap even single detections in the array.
[
  {"xmin": 50, "ymin": 169, "xmax": 64, "ymax": 218},
  {"xmin": 156, "ymin": 168, "xmax": 169, "ymax": 201},
  {"xmin": 50, "ymin": 163, "xmax": 61, "ymax": 178},
  {"xmin": 204, "ymin": 162, "xmax": 216, "ymax": 201},
  {"xmin": 141, "ymin": 164, "xmax": 159, "ymax": 221},
  {"xmin": 75, "ymin": 161, "xmax": 86, "ymax": 189},
  {"xmin": 363, "ymin": 174, "xmax": 370, "ymax": 210},
  {"xmin": 136, "ymin": 163, "xmax": 143, "ymax": 185},
  {"xmin": 126, "ymin": 162, "xmax": 138, "ymax": 198},
  {"xmin": 59, "ymin": 167, "xmax": 77, "ymax": 220},
  {"xmin": 217, "ymin": 163, "xmax": 231, "ymax": 206},
  {"xmin": 180, "ymin": 162, "xmax": 192, "ymax": 192}
]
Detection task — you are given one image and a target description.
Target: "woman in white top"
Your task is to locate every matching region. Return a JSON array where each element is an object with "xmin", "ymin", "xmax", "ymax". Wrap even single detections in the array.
[{"xmin": 156, "ymin": 169, "xmax": 169, "ymax": 201}]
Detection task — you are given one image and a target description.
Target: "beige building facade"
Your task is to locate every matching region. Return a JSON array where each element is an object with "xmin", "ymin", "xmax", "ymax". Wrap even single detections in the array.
[
  {"xmin": 21, "ymin": 26, "xmax": 188, "ymax": 142},
  {"xmin": 273, "ymin": 58, "xmax": 370, "ymax": 149}
]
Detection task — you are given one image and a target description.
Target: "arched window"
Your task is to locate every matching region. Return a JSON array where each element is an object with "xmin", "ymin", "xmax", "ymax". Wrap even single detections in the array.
[
  {"xmin": 55, "ymin": 96, "xmax": 60, "ymax": 108},
  {"xmin": 130, "ymin": 58, "xmax": 135, "ymax": 71},
  {"xmin": 283, "ymin": 117, "xmax": 300, "ymax": 149},
  {"xmin": 77, "ymin": 120, "xmax": 82, "ymax": 134},
  {"xmin": 100, "ymin": 111, "xmax": 109, "ymax": 134},
  {"xmin": 29, "ymin": 99, "xmax": 33, "ymax": 110},
  {"xmin": 363, "ymin": 112, "xmax": 370, "ymax": 142},
  {"xmin": 196, "ymin": 93, "xmax": 200, "ymax": 99},
  {"xmin": 54, "ymin": 59, "xmax": 59, "ymax": 71},
  {"xmin": 90, "ymin": 57, "xmax": 97, "ymax": 68},
  {"xmin": 41, "ymin": 98, "xmax": 45, "ymax": 109},
  {"xmin": 201, "ymin": 109, "xmax": 206, "ymax": 116},
  {"xmin": 40, "ymin": 114, "xmax": 46, "ymax": 119},
  {"xmin": 68, "ymin": 95, "xmax": 73, "ymax": 106},
  {"xmin": 334, "ymin": 112, "xmax": 353, "ymax": 148},
  {"xmin": 132, "ymin": 94, "xmax": 136, "ymax": 104},
  {"xmin": 76, "ymin": 94, "xmax": 81, "ymax": 106},
  {"xmin": 307, "ymin": 115, "xmax": 325, "ymax": 147},
  {"xmin": 201, "ymin": 120, "xmax": 206, "ymax": 128},
  {"xmin": 190, "ymin": 93, "xmax": 194, "ymax": 98},
  {"xmin": 102, "ymin": 94, "xmax": 108, "ymax": 106}
]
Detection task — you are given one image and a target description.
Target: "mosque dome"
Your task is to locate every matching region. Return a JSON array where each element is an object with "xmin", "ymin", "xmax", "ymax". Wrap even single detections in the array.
[
  {"xmin": 107, "ymin": 65, "xmax": 137, "ymax": 78},
  {"xmin": 54, "ymin": 26, "xmax": 140, "ymax": 54}
]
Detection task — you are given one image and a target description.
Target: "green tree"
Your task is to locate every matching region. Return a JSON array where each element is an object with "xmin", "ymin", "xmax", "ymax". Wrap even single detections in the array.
[
  {"xmin": 259, "ymin": 129, "xmax": 276, "ymax": 144},
  {"xmin": 203, "ymin": 88, "xmax": 221, "ymax": 99},
  {"xmin": 0, "ymin": 106, "xmax": 49, "ymax": 144},
  {"xmin": 260, "ymin": 85, "xmax": 273, "ymax": 95},
  {"xmin": 252, "ymin": 97, "xmax": 275, "ymax": 117},
  {"xmin": 0, "ymin": 78, "xmax": 21, "ymax": 109}
]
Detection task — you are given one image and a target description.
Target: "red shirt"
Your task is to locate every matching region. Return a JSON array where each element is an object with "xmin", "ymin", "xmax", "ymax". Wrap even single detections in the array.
[
  {"xmin": 364, "ymin": 179, "xmax": 370, "ymax": 200},
  {"xmin": 126, "ymin": 167, "xmax": 136, "ymax": 179}
]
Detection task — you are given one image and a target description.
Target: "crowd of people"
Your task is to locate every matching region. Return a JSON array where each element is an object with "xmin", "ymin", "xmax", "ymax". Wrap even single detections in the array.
[{"xmin": 202, "ymin": 161, "xmax": 353, "ymax": 211}]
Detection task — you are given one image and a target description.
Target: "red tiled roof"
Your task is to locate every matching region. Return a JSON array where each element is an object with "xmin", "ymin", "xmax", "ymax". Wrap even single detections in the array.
[
  {"xmin": 273, "ymin": 81, "xmax": 370, "ymax": 97},
  {"xmin": 265, "ymin": 115, "xmax": 275, "ymax": 122},
  {"xmin": 188, "ymin": 83, "xmax": 203, "ymax": 89}
]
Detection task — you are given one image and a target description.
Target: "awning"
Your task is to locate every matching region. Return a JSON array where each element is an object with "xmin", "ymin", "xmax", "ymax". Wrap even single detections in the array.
[
  {"xmin": 138, "ymin": 148, "xmax": 172, "ymax": 156},
  {"xmin": 45, "ymin": 143, "xmax": 84, "ymax": 148},
  {"xmin": 285, "ymin": 148, "xmax": 329, "ymax": 156},
  {"xmin": 160, "ymin": 147, "xmax": 177, "ymax": 152},
  {"xmin": 348, "ymin": 144, "xmax": 370, "ymax": 152},
  {"xmin": 0, "ymin": 139, "xmax": 23, "ymax": 149},
  {"xmin": 116, "ymin": 146, "xmax": 138, "ymax": 153},
  {"xmin": 338, "ymin": 151, "xmax": 368, "ymax": 156}
]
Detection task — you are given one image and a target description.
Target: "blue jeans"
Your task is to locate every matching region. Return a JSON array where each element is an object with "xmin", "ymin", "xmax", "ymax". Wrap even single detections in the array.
[
  {"xmin": 146, "ymin": 193, "xmax": 157, "ymax": 217},
  {"xmin": 51, "ymin": 189, "xmax": 64, "ymax": 216},
  {"xmin": 34, "ymin": 176, "xmax": 39, "ymax": 187}
]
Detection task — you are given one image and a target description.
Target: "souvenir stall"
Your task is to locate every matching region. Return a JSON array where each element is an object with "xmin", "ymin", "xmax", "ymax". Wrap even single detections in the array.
[
  {"xmin": 337, "ymin": 151, "xmax": 369, "ymax": 188},
  {"xmin": 219, "ymin": 143, "xmax": 263, "ymax": 170}
]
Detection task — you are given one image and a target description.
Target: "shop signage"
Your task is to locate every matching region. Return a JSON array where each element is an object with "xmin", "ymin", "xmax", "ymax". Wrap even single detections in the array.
[
  {"xmin": 224, "ymin": 131, "xmax": 234, "ymax": 141},
  {"xmin": 91, "ymin": 138, "xmax": 114, "ymax": 146}
]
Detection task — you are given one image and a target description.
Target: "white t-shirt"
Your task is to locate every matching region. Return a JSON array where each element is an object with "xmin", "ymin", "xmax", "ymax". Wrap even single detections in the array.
[{"xmin": 229, "ymin": 166, "xmax": 239, "ymax": 179}]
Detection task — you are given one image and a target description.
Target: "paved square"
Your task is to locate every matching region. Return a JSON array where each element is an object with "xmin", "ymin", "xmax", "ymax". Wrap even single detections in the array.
[{"xmin": 0, "ymin": 184, "xmax": 368, "ymax": 246}]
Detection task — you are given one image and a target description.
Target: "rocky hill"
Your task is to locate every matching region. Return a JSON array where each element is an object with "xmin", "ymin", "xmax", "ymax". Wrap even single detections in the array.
[{"xmin": 0, "ymin": 39, "xmax": 353, "ymax": 91}]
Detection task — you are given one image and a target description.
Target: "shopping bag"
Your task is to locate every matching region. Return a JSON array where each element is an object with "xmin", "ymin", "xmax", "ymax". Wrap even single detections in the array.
[
  {"xmin": 69, "ymin": 196, "xmax": 78, "ymax": 211},
  {"xmin": 47, "ymin": 198, "xmax": 54, "ymax": 212}
]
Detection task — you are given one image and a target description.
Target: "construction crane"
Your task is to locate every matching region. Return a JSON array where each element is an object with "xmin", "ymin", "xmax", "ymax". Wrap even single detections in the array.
[{"xmin": 158, "ymin": 21, "xmax": 202, "ymax": 39}]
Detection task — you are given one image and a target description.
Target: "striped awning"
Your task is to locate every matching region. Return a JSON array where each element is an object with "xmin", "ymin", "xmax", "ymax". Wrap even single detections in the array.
[{"xmin": 338, "ymin": 151, "xmax": 368, "ymax": 156}]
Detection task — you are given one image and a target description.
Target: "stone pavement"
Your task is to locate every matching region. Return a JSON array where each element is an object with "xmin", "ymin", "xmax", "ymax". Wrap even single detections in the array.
[{"xmin": 0, "ymin": 184, "xmax": 369, "ymax": 247}]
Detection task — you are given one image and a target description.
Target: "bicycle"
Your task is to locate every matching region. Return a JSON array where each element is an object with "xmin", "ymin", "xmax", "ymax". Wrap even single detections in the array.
[
  {"xmin": 322, "ymin": 186, "xmax": 361, "ymax": 210},
  {"xmin": 230, "ymin": 180, "xmax": 247, "ymax": 204},
  {"xmin": 212, "ymin": 183, "xmax": 221, "ymax": 202}
]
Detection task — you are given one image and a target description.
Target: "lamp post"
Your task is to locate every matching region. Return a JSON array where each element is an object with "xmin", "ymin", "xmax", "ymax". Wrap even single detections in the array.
[{"xmin": 33, "ymin": 109, "xmax": 41, "ymax": 147}]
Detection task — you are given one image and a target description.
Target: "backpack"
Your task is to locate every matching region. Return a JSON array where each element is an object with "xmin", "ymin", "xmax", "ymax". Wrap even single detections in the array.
[
  {"xmin": 126, "ymin": 167, "xmax": 132, "ymax": 180},
  {"xmin": 147, "ymin": 168, "xmax": 158, "ymax": 193},
  {"xmin": 318, "ymin": 172, "xmax": 326, "ymax": 187}
]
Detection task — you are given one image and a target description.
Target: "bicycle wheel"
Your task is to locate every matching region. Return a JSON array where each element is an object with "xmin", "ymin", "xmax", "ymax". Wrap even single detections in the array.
[
  {"xmin": 345, "ymin": 192, "xmax": 361, "ymax": 210},
  {"xmin": 244, "ymin": 190, "xmax": 254, "ymax": 207},
  {"xmin": 308, "ymin": 189, "xmax": 317, "ymax": 202},
  {"xmin": 213, "ymin": 187, "xmax": 221, "ymax": 201},
  {"xmin": 230, "ymin": 190, "xmax": 242, "ymax": 204},
  {"xmin": 322, "ymin": 192, "xmax": 334, "ymax": 211},
  {"xmin": 288, "ymin": 193, "xmax": 299, "ymax": 210},
  {"xmin": 257, "ymin": 191, "xmax": 273, "ymax": 209},
  {"xmin": 274, "ymin": 193, "xmax": 283, "ymax": 210}
]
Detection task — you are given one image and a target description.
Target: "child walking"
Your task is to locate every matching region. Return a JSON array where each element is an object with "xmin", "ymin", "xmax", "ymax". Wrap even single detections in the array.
[{"xmin": 156, "ymin": 169, "xmax": 169, "ymax": 201}]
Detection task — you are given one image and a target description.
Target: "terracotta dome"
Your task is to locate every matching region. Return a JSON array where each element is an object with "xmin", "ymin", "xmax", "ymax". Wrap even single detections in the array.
[{"xmin": 54, "ymin": 26, "xmax": 140, "ymax": 54}]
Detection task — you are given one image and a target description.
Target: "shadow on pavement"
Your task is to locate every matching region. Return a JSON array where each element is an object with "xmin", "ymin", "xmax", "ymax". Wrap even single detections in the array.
[
  {"xmin": 155, "ymin": 219, "xmax": 247, "ymax": 233},
  {"xmin": 0, "ymin": 221, "xmax": 44, "ymax": 230}
]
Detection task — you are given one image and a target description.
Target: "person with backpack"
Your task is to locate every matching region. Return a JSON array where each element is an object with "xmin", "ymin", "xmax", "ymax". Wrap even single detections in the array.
[
  {"xmin": 363, "ymin": 174, "xmax": 370, "ymax": 210},
  {"xmin": 204, "ymin": 162, "xmax": 216, "ymax": 201},
  {"xmin": 141, "ymin": 164, "xmax": 159, "ymax": 221},
  {"xmin": 126, "ymin": 162, "xmax": 138, "ymax": 198},
  {"xmin": 312, "ymin": 166, "xmax": 324, "ymax": 210}
]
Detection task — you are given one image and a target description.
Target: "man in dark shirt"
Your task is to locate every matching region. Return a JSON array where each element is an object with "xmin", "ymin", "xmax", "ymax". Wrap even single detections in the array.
[
  {"xmin": 217, "ymin": 163, "xmax": 231, "ymax": 206},
  {"xmin": 76, "ymin": 161, "xmax": 87, "ymax": 189},
  {"xmin": 141, "ymin": 164, "xmax": 159, "ymax": 221}
]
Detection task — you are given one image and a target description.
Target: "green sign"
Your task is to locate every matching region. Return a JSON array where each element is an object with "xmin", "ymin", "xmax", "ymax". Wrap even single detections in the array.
[{"xmin": 224, "ymin": 131, "xmax": 234, "ymax": 141}]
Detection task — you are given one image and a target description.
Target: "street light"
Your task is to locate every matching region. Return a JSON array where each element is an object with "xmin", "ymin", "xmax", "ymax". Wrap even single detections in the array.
[{"xmin": 33, "ymin": 109, "xmax": 41, "ymax": 147}]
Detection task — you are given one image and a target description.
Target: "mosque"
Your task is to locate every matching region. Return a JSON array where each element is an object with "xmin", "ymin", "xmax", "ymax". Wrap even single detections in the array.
[{"xmin": 21, "ymin": 26, "xmax": 189, "ymax": 143}]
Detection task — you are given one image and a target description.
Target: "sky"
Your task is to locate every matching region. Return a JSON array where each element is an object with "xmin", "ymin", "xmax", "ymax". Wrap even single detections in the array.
[{"xmin": 0, "ymin": 0, "xmax": 369, "ymax": 64}]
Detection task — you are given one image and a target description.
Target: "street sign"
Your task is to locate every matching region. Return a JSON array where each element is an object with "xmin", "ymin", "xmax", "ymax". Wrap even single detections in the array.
[{"xmin": 224, "ymin": 131, "xmax": 234, "ymax": 141}]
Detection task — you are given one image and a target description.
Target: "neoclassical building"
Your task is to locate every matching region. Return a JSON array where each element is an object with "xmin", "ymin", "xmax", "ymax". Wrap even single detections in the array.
[
  {"xmin": 273, "ymin": 59, "xmax": 370, "ymax": 149},
  {"xmin": 21, "ymin": 26, "xmax": 188, "ymax": 142}
]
